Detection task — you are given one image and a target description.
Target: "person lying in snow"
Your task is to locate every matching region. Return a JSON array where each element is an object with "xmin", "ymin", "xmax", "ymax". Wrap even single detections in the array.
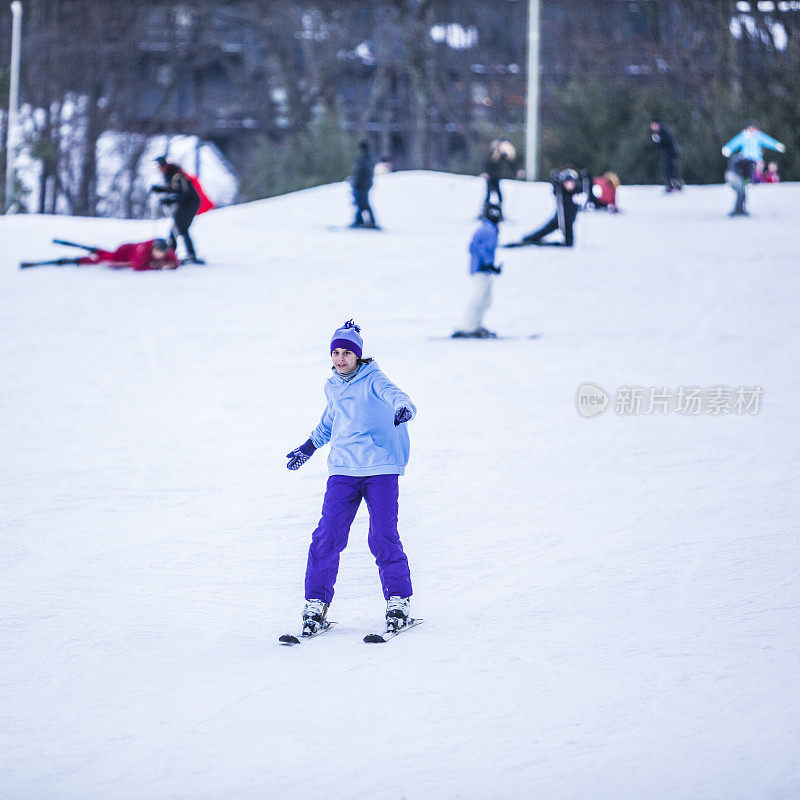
[
  {"xmin": 20, "ymin": 239, "xmax": 180, "ymax": 270},
  {"xmin": 77, "ymin": 239, "xmax": 180, "ymax": 270}
]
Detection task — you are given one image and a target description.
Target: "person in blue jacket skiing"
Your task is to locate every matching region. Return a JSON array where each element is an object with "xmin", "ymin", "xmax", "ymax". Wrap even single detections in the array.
[
  {"xmin": 285, "ymin": 320, "xmax": 416, "ymax": 636},
  {"xmin": 722, "ymin": 121, "xmax": 786, "ymax": 217},
  {"xmin": 452, "ymin": 203, "xmax": 502, "ymax": 339}
]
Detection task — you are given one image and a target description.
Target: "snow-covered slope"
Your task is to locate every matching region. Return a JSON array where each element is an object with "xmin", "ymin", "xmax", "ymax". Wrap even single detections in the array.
[{"xmin": 1, "ymin": 173, "xmax": 799, "ymax": 800}]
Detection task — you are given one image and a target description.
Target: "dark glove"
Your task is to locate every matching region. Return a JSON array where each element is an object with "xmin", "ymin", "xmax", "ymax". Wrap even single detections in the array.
[
  {"xmin": 393, "ymin": 407, "xmax": 413, "ymax": 426},
  {"xmin": 286, "ymin": 438, "xmax": 316, "ymax": 470},
  {"xmin": 479, "ymin": 263, "xmax": 502, "ymax": 274}
]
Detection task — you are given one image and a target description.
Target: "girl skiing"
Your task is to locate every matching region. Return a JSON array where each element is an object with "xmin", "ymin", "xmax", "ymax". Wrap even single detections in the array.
[{"xmin": 285, "ymin": 320, "xmax": 416, "ymax": 636}]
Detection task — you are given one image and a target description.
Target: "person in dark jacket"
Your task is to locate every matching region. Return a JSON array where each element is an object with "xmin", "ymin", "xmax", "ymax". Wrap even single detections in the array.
[
  {"xmin": 725, "ymin": 154, "xmax": 756, "ymax": 217},
  {"xmin": 481, "ymin": 138, "xmax": 523, "ymax": 213},
  {"xmin": 351, "ymin": 140, "xmax": 378, "ymax": 228},
  {"xmin": 504, "ymin": 169, "xmax": 581, "ymax": 248},
  {"xmin": 151, "ymin": 157, "xmax": 203, "ymax": 263},
  {"xmin": 650, "ymin": 120, "xmax": 682, "ymax": 192}
]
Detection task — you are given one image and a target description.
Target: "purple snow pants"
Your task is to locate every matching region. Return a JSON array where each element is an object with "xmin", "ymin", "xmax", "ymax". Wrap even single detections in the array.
[{"xmin": 305, "ymin": 474, "xmax": 413, "ymax": 603}]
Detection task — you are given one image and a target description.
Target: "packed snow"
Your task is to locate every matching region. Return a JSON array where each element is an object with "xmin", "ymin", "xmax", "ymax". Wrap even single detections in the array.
[{"xmin": 1, "ymin": 172, "xmax": 799, "ymax": 799}]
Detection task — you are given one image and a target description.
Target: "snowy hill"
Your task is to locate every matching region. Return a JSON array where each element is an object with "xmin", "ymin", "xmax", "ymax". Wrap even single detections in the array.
[{"xmin": 1, "ymin": 173, "xmax": 799, "ymax": 799}]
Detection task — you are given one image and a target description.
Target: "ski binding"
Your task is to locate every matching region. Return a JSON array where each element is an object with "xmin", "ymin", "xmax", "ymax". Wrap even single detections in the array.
[{"xmin": 278, "ymin": 621, "xmax": 336, "ymax": 645}]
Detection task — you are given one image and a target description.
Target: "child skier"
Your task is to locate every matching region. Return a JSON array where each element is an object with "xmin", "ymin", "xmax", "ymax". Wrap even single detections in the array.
[
  {"xmin": 722, "ymin": 121, "xmax": 785, "ymax": 217},
  {"xmin": 285, "ymin": 320, "xmax": 416, "ymax": 636},
  {"xmin": 452, "ymin": 203, "xmax": 502, "ymax": 339}
]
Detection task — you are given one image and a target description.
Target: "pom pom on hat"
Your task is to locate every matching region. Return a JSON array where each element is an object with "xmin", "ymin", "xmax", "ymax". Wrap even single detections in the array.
[{"xmin": 330, "ymin": 319, "xmax": 363, "ymax": 358}]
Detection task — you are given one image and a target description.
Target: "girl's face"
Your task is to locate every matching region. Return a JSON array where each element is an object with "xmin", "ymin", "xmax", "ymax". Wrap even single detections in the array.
[{"xmin": 332, "ymin": 348, "xmax": 358, "ymax": 374}]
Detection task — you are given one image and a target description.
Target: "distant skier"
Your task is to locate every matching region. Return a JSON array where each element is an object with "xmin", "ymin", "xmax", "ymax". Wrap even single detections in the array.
[
  {"xmin": 351, "ymin": 140, "xmax": 378, "ymax": 228},
  {"xmin": 285, "ymin": 320, "xmax": 416, "ymax": 637},
  {"xmin": 504, "ymin": 168, "xmax": 581, "ymax": 248},
  {"xmin": 452, "ymin": 204, "xmax": 502, "ymax": 339},
  {"xmin": 151, "ymin": 157, "xmax": 204, "ymax": 263},
  {"xmin": 722, "ymin": 122, "xmax": 785, "ymax": 216},
  {"xmin": 649, "ymin": 119, "xmax": 682, "ymax": 192},
  {"xmin": 20, "ymin": 238, "xmax": 180, "ymax": 270},
  {"xmin": 481, "ymin": 138, "xmax": 524, "ymax": 215},
  {"xmin": 755, "ymin": 161, "xmax": 780, "ymax": 184}
]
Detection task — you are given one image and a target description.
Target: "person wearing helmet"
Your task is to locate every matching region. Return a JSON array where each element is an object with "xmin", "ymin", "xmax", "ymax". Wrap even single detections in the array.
[
  {"xmin": 452, "ymin": 203, "xmax": 503, "ymax": 339},
  {"xmin": 21, "ymin": 239, "xmax": 181, "ymax": 270},
  {"xmin": 76, "ymin": 239, "xmax": 180, "ymax": 270},
  {"xmin": 505, "ymin": 168, "xmax": 581, "ymax": 248}
]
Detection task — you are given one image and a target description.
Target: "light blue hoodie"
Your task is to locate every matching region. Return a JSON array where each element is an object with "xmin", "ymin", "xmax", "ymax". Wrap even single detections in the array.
[
  {"xmin": 310, "ymin": 361, "xmax": 417, "ymax": 476},
  {"xmin": 722, "ymin": 129, "xmax": 784, "ymax": 162}
]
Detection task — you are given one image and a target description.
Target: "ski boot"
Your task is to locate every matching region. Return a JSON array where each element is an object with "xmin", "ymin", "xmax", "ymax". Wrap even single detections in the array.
[
  {"xmin": 302, "ymin": 599, "xmax": 330, "ymax": 636},
  {"xmin": 474, "ymin": 327, "xmax": 498, "ymax": 339},
  {"xmin": 386, "ymin": 596, "xmax": 411, "ymax": 632}
]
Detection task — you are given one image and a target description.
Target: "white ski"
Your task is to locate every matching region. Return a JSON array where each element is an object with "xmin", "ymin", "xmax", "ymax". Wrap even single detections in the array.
[
  {"xmin": 278, "ymin": 621, "xmax": 337, "ymax": 646},
  {"xmin": 363, "ymin": 618, "xmax": 424, "ymax": 644}
]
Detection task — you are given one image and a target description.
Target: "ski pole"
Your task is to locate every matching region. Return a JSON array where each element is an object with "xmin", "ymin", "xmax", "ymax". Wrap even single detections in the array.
[
  {"xmin": 19, "ymin": 257, "xmax": 82, "ymax": 269},
  {"xmin": 579, "ymin": 172, "xmax": 591, "ymax": 250},
  {"xmin": 52, "ymin": 238, "xmax": 100, "ymax": 252}
]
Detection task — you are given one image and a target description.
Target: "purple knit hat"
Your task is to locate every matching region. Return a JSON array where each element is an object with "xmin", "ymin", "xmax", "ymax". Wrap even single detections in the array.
[{"xmin": 330, "ymin": 319, "xmax": 363, "ymax": 358}]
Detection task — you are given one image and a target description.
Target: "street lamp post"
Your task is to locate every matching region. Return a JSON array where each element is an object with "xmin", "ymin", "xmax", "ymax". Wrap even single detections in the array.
[
  {"xmin": 525, "ymin": 0, "xmax": 540, "ymax": 181},
  {"xmin": 5, "ymin": 0, "xmax": 22, "ymax": 212}
]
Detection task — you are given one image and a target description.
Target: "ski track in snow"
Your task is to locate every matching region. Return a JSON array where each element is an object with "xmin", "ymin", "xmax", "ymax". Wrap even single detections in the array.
[{"xmin": 1, "ymin": 173, "xmax": 799, "ymax": 800}]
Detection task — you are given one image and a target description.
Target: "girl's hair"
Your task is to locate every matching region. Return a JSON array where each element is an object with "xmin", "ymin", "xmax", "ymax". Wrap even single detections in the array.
[{"xmin": 357, "ymin": 357, "xmax": 374, "ymax": 366}]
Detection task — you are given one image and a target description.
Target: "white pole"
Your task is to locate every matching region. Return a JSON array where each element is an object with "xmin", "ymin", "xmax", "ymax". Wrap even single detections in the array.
[
  {"xmin": 525, "ymin": 0, "xmax": 540, "ymax": 182},
  {"xmin": 5, "ymin": 0, "xmax": 22, "ymax": 212}
]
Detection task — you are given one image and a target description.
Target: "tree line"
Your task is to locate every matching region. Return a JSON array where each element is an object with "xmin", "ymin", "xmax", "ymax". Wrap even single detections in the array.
[{"xmin": 1, "ymin": 0, "xmax": 798, "ymax": 216}]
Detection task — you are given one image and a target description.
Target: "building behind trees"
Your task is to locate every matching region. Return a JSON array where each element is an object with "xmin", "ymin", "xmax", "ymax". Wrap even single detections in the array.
[{"xmin": 1, "ymin": 0, "xmax": 798, "ymax": 215}]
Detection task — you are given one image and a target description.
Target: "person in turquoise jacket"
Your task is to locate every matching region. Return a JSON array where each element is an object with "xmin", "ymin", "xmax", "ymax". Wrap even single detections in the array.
[
  {"xmin": 285, "ymin": 320, "xmax": 417, "ymax": 636},
  {"xmin": 722, "ymin": 121, "xmax": 786, "ymax": 217},
  {"xmin": 722, "ymin": 121, "xmax": 785, "ymax": 163}
]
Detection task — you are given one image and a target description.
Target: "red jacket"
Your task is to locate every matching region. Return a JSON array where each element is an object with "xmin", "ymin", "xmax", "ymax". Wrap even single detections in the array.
[
  {"xmin": 593, "ymin": 177, "xmax": 617, "ymax": 207},
  {"xmin": 79, "ymin": 240, "xmax": 180, "ymax": 270}
]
